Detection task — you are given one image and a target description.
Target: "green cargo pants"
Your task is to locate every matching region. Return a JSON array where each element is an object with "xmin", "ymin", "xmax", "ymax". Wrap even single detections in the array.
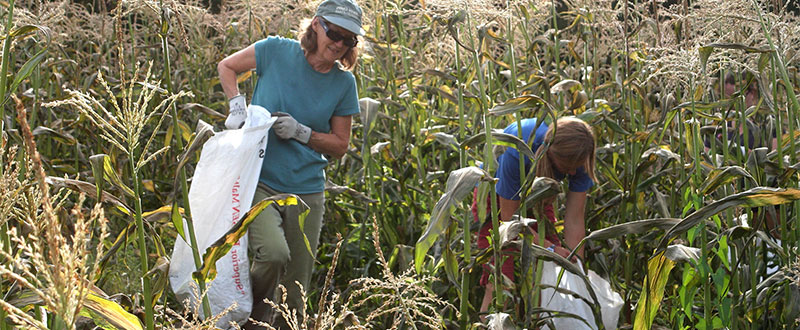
[{"xmin": 246, "ymin": 183, "xmax": 324, "ymax": 330}]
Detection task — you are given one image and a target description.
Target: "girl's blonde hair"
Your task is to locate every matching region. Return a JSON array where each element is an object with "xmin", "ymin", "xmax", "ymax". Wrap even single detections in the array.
[
  {"xmin": 299, "ymin": 18, "xmax": 359, "ymax": 71},
  {"xmin": 534, "ymin": 117, "xmax": 597, "ymax": 183}
]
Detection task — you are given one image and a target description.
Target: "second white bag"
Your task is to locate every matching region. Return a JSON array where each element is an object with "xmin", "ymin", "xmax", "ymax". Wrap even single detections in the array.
[
  {"xmin": 169, "ymin": 105, "xmax": 275, "ymax": 329},
  {"xmin": 540, "ymin": 261, "xmax": 624, "ymax": 330}
]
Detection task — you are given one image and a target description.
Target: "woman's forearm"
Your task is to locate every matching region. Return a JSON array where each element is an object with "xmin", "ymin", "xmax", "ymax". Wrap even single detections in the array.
[{"xmin": 217, "ymin": 44, "xmax": 257, "ymax": 100}]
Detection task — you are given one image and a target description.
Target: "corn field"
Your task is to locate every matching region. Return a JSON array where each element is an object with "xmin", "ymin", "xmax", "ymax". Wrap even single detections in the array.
[{"xmin": 1, "ymin": 0, "xmax": 800, "ymax": 329}]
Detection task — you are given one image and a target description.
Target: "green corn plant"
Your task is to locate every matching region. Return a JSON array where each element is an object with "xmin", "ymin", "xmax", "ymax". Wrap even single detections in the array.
[
  {"xmin": 461, "ymin": 9, "xmax": 504, "ymax": 315},
  {"xmin": 0, "ymin": 97, "xmax": 143, "ymax": 330},
  {"xmin": 154, "ymin": 0, "xmax": 212, "ymax": 319},
  {"xmin": 0, "ymin": 0, "xmax": 14, "ymax": 132},
  {"xmin": 42, "ymin": 62, "xmax": 191, "ymax": 330}
]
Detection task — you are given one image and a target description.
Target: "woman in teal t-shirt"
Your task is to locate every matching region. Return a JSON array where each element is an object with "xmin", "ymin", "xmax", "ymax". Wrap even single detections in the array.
[{"xmin": 217, "ymin": 0, "xmax": 363, "ymax": 328}]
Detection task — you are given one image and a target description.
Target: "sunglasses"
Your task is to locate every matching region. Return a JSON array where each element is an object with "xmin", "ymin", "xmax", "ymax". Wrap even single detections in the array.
[{"xmin": 318, "ymin": 19, "xmax": 358, "ymax": 48}]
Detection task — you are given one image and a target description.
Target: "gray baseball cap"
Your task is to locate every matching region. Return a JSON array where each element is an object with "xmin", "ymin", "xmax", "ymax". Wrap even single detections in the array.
[{"xmin": 316, "ymin": 0, "xmax": 365, "ymax": 36}]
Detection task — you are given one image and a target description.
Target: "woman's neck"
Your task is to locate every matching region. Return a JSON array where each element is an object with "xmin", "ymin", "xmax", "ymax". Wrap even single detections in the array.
[{"xmin": 305, "ymin": 51, "xmax": 334, "ymax": 73}]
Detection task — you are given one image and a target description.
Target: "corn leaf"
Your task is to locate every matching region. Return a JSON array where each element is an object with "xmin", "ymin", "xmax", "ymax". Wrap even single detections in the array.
[
  {"xmin": 415, "ymin": 167, "xmax": 492, "ymax": 273},
  {"xmin": 580, "ymin": 218, "xmax": 681, "ymax": 244},
  {"xmin": 194, "ymin": 194, "xmax": 306, "ymax": 282},
  {"xmin": 32, "ymin": 126, "xmax": 76, "ymax": 145},
  {"xmin": 98, "ymin": 222, "xmax": 136, "ymax": 270},
  {"xmin": 497, "ymin": 217, "xmax": 535, "ymax": 248},
  {"xmin": 636, "ymin": 168, "xmax": 673, "ymax": 191},
  {"xmin": 633, "ymin": 251, "xmax": 675, "ymax": 330},
  {"xmin": 173, "ymin": 120, "xmax": 215, "ymax": 190},
  {"xmin": 664, "ymin": 244, "xmax": 701, "ymax": 263},
  {"xmin": 535, "ymin": 291, "xmax": 597, "ymax": 326},
  {"xmin": 358, "ymin": 97, "xmax": 381, "ymax": 133},
  {"xmin": 443, "ymin": 238, "xmax": 459, "ymax": 286},
  {"xmin": 415, "ymin": 85, "xmax": 458, "ymax": 104},
  {"xmin": 637, "ymin": 147, "xmax": 679, "ymax": 180},
  {"xmin": 171, "ymin": 201, "xmax": 185, "ymax": 242},
  {"xmin": 45, "ymin": 176, "xmax": 131, "ymax": 214},
  {"xmin": 141, "ymin": 205, "xmax": 175, "ymax": 221},
  {"xmin": 522, "ymin": 176, "xmax": 561, "ymax": 205},
  {"xmin": 742, "ymin": 270, "xmax": 788, "ymax": 307},
  {"xmin": 486, "ymin": 313, "xmax": 516, "ymax": 330},
  {"xmin": 603, "ymin": 117, "xmax": 630, "ymax": 135},
  {"xmin": 775, "ymin": 161, "xmax": 800, "ymax": 187},
  {"xmin": 656, "ymin": 187, "xmax": 800, "ymax": 254},
  {"xmin": 530, "ymin": 307, "xmax": 594, "ymax": 329},
  {"xmin": 236, "ymin": 70, "xmax": 252, "ymax": 84},
  {"xmin": 586, "ymin": 195, "xmax": 623, "ymax": 225},
  {"xmin": 181, "ymin": 102, "xmax": 224, "ymax": 119},
  {"xmin": 429, "ymin": 131, "xmax": 459, "ymax": 151},
  {"xmin": 296, "ymin": 199, "xmax": 313, "ymax": 262},
  {"xmin": 481, "ymin": 50, "xmax": 510, "ymax": 69},
  {"xmin": 701, "ymin": 43, "xmax": 772, "ymax": 55},
  {"xmin": 461, "ymin": 131, "xmax": 536, "ymax": 161},
  {"xmin": 96, "ymin": 154, "xmax": 135, "ymax": 198},
  {"xmin": 90, "ymin": 154, "xmax": 106, "ymax": 203},
  {"xmin": 4, "ymin": 24, "xmax": 44, "ymax": 40},
  {"xmin": 81, "ymin": 293, "xmax": 143, "ymax": 330},
  {"xmin": 422, "ymin": 69, "xmax": 457, "ymax": 82},
  {"xmin": 671, "ymin": 99, "xmax": 734, "ymax": 113},
  {"xmin": 550, "ymin": 79, "xmax": 583, "ymax": 94},
  {"xmin": 443, "ymin": 10, "xmax": 472, "ymax": 53},
  {"xmin": 146, "ymin": 256, "xmax": 170, "ymax": 307},
  {"xmin": 491, "ymin": 222, "xmax": 601, "ymax": 315},
  {"xmin": 2, "ymin": 48, "xmax": 47, "ymax": 108},
  {"xmin": 325, "ymin": 181, "xmax": 377, "ymax": 204},
  {"xmin": 700, "ymin": 166, "xmax": 756, "ymax": 194},
  {"xmin": 488, "ymin": 94, "xmax": 554, "ymax": 117}
]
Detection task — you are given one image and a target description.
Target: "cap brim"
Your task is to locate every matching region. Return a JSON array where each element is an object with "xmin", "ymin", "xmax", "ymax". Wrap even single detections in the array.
[{"xmin": 321, "ymin": 15, "xmax": 365, "ymax": 36}]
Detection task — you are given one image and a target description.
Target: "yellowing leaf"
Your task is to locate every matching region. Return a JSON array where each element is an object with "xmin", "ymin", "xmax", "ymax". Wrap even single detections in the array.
[
  {"xmin": 81, "ymin": 293, "xmax": 143, "ymax": 330},
  {"xmin": 142, "ymin": 205, "xmax": 178, "ymax": 220},
  {"xmin": 141, "ymin": 180, "xmax": 155, "ymax": 193},
  {"xmin": 194, "ymin": 194, "xmax": 308, "ymax": 282},
  {"xmin": 633, "ymin": 251, "xmax": 675, "ymax": 330},
  {"xmin": 693, "ymin": 84, "xmax": 704, "ymax": 101},
  {"xmin": 236, "ymin": 70, "xmax": 252, "ymax": 84}
]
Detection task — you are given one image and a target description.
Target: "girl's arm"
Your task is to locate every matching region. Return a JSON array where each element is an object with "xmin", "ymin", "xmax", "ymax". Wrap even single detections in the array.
[
  {"xmin": 498, "ymin": 196, "xmax": 521, "ymax": 222},
  {"xmin": 564, "ymin": 191, "xmax": 587, "ymax": 258}
]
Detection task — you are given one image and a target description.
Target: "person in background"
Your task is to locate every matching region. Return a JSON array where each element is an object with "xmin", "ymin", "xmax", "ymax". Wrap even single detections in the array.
[
  {"xmin": 472, "ymin": 117, "xmax": 596, "ymax": 319},
  {"xmin": 217, "ymin": 0, "xmax": 363, "ymax": 328},
  {"xmin": 712, "ymin": 72, "xmax": 777, "ymax": 151},
  {"xmin": 719, "ymin": 73, "xmax": 783, "ymax": 238}
]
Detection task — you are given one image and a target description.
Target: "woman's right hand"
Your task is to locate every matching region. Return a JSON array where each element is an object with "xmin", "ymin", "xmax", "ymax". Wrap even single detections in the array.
[{"xmin": 225, "ymin": 94, "xmax": 248, "ymax": 129}]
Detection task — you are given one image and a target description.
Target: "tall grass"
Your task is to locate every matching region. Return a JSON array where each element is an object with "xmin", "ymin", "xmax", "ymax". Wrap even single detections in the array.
[{"xmin": 0, "ymin": 0, "xmax": 799, "ymax": 328}]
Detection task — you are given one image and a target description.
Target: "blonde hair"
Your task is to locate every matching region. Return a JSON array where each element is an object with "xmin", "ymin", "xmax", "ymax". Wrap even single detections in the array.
[
  {"xmin": 534, "ymin": 117, "xmax": 597, "ymax": 184},
  {"xmin": 299, "ymin": 18, "xmax": 359, "ymax": 71}
]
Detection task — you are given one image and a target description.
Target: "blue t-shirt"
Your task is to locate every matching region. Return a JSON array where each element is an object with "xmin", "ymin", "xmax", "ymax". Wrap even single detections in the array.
[
  {"xmin": 495, "ymin": 118, "xmax": 594, "ymax": 200},
  {"xmin": 252, "ymin": 36, "xmax": 360, "ymax": 193}
]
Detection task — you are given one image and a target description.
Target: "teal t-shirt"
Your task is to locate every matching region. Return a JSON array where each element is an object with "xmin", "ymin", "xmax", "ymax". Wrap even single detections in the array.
[{"xmin": 252, "ymin": 36, "xmax": 360, "ymax": 193}]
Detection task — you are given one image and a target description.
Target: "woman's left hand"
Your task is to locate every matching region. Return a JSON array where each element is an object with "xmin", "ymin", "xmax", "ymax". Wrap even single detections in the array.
[{"xmin": 273, "ymin": 112, "xmax": 312, "ymax": 144}]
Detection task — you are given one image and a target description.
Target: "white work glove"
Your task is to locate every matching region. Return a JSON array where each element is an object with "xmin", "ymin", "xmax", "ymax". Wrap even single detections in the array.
[
  {"xmin": 272, "ymin": 112, "xmax": 311, "ymax": 144},
  {"xmin": 225, "ymin": 94, "xmax": 247, "ymax": 129}
]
